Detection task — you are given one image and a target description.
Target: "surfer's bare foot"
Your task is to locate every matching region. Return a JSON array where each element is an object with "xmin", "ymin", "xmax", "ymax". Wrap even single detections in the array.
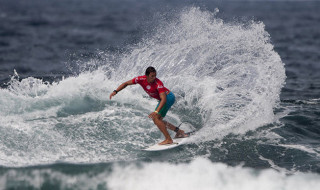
[
  {"xmin": 174, "ymin": 130, "xmax": 188, "ymax": 138},
  {"xmin": 159, "ymin": 139, "xmax": 173, "ymax": 145}
]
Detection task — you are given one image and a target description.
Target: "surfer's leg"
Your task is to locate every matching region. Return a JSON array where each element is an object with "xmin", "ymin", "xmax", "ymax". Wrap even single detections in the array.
[
  {"xmin": 163, "ymin": 120, "xmax": 188, "ymax": 138},
  {"xmin": 152, "ymin": 115, "xmax": 173, "ymax": 145},
  {"xmin": 156, "ymin": 92, "xmax": 186, "ymax": 138}
]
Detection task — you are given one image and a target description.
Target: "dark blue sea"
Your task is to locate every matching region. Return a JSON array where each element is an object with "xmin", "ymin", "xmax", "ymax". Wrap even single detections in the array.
[{"xmin": 1, "ymin": 0, "xmax": 320, "ymax": 189}]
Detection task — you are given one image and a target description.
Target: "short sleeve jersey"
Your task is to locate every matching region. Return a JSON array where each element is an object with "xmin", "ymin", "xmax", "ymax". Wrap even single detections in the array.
[{"xmin": 132, "ymin": 75, "xmax": 170, "ymax": 100}]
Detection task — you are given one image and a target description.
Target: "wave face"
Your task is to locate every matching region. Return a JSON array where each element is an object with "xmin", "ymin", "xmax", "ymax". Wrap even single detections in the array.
[{"xmin": 0, "ymin": 7, "xmax": 285, "ymax": 167}]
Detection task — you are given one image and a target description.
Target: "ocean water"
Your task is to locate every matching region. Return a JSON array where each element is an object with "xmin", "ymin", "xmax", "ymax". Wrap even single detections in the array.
[{"xmin": 0, "ymin": 0, "xmax": 320, "ymax": 189}]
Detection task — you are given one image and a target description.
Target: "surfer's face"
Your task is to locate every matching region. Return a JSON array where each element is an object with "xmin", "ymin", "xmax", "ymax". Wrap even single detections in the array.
[{"xmin": 147, "ymin": 72, "xmax": 156, "ymax": 83}]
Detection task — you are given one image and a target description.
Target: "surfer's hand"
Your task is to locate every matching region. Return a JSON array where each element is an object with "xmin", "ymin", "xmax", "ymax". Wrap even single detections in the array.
[
  {"xmin": 109, "ymin": 92, "xmax": 116, "ymax": 100},
  {"xmin": 148, "ymin": 112, "xmax": 158, "ymax": 119}
]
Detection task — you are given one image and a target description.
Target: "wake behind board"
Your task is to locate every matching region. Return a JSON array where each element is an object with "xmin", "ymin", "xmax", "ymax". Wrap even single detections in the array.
[{"xmin": 143, "ymin": 131, "xmax": 195, "ymax": 152}]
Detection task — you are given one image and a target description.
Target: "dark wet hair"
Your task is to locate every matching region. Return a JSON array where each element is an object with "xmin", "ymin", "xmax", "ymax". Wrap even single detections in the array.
[{"xmin": 145, "ymin": 66, "xmax": 156, "ymax": 76}]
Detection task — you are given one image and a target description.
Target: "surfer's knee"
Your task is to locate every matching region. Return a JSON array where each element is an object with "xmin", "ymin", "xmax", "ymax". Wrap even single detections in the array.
[
  {"xmin": 152, "ymin": 114, "xmax": 162, "ymax": 123},
  {"xmin": 152, "ymin": 116, "xmax": 159, "ymax": 123}
]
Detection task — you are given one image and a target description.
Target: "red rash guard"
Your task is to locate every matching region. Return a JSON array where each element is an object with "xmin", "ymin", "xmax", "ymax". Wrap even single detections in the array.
[{"xmin": 132, "ymin": 75, "xmax": 170, "ymax": 100}]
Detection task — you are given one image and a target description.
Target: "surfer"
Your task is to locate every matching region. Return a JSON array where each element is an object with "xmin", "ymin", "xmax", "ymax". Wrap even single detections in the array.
[{"xmin": 109, "ymin": 66, "xmax": 188, "ymax": 145}]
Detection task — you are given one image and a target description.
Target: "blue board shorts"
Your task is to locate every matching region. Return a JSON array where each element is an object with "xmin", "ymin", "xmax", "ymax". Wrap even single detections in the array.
[{"xmin": 155, "ymin": 92, "xmax": 175, "ymax": 118}]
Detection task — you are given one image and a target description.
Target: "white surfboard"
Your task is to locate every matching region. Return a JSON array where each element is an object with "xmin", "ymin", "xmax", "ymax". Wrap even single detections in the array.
[{"xmin": 143, "ymin": 131, "xmax": 195, "ymax": 151}]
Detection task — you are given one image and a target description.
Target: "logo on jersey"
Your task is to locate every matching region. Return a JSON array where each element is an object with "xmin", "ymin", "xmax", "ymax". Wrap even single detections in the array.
[
  {"xmin": 146, "ymin": 85, "xmax": 151, "ymax": 90},
  {"xmin": 158, "ymin": 85, "xmax": 164, "ymax": 89}
]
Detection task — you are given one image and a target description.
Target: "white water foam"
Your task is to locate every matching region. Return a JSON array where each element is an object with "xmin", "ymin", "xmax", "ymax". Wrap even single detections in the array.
[
  {"xmin": 1, "ymin": 158, "xmax": 319, "ymax": 190},
  {"xmin": 115, "ymin": 7, "xmax": 286, "ymax": 142},
  {"xmin": 0, "ymin": 69, "xmax": 162, "ymax": 166}
]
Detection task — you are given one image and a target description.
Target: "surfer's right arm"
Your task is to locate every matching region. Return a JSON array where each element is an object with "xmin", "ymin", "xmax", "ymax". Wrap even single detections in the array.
[{"xmin": 109, "ymin": 80, "xmax": 134, "ymax": 99}]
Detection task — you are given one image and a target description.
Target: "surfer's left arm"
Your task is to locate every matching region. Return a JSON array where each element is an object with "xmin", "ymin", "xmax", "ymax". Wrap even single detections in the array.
[{"xmin": 149, "ymin": 92, "xmax": 166, "ymax": 119}]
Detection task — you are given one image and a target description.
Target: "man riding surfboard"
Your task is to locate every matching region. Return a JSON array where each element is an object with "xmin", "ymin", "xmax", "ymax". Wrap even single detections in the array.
[{"xmin": 109, "ymin": 67, "xmax": 188, "ymax": 145}]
